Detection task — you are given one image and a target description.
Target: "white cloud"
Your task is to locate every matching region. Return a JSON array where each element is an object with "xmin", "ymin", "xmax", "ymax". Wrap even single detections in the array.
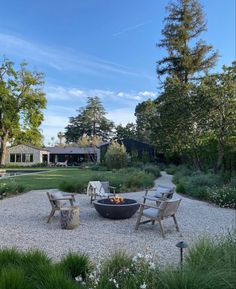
[
  {"xmin": 139, "ymin": 91, "xmax": 156, "ymax": 97},
  {"xmin": 45, "ymin": 85, "xmax": 157, "ymax": 102},
  {"xmin": 113, "ymin": 20, "xmax": 152, "ymax": 37},
  {"xmin": 41, "ymin": 85, "xmax": 157, "ymax": 144},
  {"xmin": 0, "ymin": 32, "xmax": 139, "ymax": 77}
]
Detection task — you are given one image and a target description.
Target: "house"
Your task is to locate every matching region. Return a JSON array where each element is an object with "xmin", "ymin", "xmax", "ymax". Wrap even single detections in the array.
[
  {"xmin": 5, "ymin": 144, "xmax": 100, "ymax": 166},
  {"xmin": 99, "ymin": 138, "xmax": 156, "ymax": 162},
  {"xmin": 46, "ymin": 146, "xmax": 100, "ymax": 164},
  {"xmin": 6, "ymin": 144, "xmax": 50, "ymax": 166}
]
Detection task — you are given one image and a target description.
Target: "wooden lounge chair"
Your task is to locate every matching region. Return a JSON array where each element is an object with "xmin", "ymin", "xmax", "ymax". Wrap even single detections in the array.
[
  {"xmin": 135, "ymin": 199, "xmax": 181, "ymax": 238},
  {"xmin": 87, "ymin": 181, "xmax": 116, "ymax": 203},
  {"xmin": 46, "ymin": 191, "xmax": 77, "ymax": 223},
  {"xmin": 145, "ymin": 185, "xmax": 175, "ymax": 201}
]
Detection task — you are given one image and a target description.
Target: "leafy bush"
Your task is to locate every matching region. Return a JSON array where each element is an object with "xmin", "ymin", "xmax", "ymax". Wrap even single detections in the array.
[
  {"xmin": 0, "ymin": 179, "xmax": 26, "ymax": 199},
  {"xmin": 207, "ymin": 186, "xmax": 236, "ymax": 208},
  {"xmin": 143, "ymin": 164, "xmax": 161, "ymax": 177},
  {"xmin": 59, "ymin": 181, "xmax": 86, "ymax": 194},
  {"xmin": 90, "ymin": 165, "xmax": 108, "ymax": 171},
  {"xmin": 125, "ymin": 171, "xmax": 154, "ymax": 190},
  {"xmin": 165, "ymin": 164, "xmax": 178, "ymax": 175},
  {"xmin": 105, "ymin": 141, "xmax": 128, "ymax": 169},
  {"xmin": 59, "ymin": 252, "xmax": 92, "ymax": 280},
  {"xmin": 176, "ymin": 183, "xmax": 186, "ymax": 193}
]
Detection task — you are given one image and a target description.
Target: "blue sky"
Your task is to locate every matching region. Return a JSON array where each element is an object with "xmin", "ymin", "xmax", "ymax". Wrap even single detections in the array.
[{"xmin": 0, "ymin": 0, "xmax": 235, "ymax": 144}]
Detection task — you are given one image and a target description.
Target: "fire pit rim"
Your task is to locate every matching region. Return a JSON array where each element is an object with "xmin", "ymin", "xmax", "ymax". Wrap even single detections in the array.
[
  {"xmin": 93, "ymin": 197, "xmax": 140, "ymax": 219},
  {"xmin": 93, "ymin": 198, "xmax": 138, "ymax": 206}
]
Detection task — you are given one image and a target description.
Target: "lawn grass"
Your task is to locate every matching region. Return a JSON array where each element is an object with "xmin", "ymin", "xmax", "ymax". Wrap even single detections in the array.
[
  {"xmin": 0, "ymin": 167, "xmax": 155, "ymax": 193},
  {"xmin": 1, "ymin": 168, "xmax": 95, "ymax": 191}
]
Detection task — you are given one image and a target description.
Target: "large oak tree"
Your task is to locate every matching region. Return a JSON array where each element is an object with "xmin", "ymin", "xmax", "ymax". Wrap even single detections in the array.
[{"xmin": 0, "ymin": 58, "xmax": 46, "ymax": 165}]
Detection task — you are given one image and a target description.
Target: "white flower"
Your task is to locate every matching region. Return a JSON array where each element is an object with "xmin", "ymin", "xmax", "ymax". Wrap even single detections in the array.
[
  {"xmin": 75, "ymin": 275, "xmax": 83, "ymax": 282},
  {"xmin": 140, "ymin": 282, "xmax": 147, "ymax": 289},
  {"xmin": 132, "ymin": 256, "xmax": 138, "ymax": 262},
  {"xmin": 149, "ymin": 262, "xmax": 155, "ymax": 269}
]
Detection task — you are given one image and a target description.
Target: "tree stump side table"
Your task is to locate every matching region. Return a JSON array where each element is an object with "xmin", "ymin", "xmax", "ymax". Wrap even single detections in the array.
[{"xmin": 60, "ymin": 206, "xmax": 80, "ymax": 229}]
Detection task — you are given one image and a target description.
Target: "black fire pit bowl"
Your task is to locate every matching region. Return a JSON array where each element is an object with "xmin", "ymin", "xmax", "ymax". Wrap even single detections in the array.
[{"xmin": 93, "ymin": 198, "xmax": 140, "ymax": 219}]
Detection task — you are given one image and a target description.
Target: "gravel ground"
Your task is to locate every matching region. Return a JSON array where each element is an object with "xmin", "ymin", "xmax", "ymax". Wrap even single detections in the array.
[{"xmin": 0, "ymin": 172, "xmax": 235, "ymax": 266}]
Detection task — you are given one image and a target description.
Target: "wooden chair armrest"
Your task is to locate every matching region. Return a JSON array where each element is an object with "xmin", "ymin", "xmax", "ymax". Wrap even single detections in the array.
[
  {"xmin": 109, "ymin": 186, "xmax": 116, "ymax": 189},
  {"xmin": 54, "ymin": 196, "xmax": 74, "ymax": 201},
  {"xmin": 143, "ymin": 196, "xmax": 160, "ymax": 201}
]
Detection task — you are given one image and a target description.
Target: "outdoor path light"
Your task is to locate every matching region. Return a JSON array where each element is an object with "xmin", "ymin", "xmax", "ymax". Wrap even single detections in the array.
[{"xmin": 176, "ymin": 241, "xmax": 188, "ymax": 270}]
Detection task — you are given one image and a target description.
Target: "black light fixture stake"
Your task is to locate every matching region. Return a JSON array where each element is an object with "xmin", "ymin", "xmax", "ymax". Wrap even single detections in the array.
[{"xmin": 175, "ymin": 241, "xmax": 188, "ymax": 271}]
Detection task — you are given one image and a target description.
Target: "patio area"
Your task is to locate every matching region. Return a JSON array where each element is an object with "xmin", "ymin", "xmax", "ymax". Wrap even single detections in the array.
[{"xmin": 0, "ymin": 173, "xmax": 234, "ymax": 265}]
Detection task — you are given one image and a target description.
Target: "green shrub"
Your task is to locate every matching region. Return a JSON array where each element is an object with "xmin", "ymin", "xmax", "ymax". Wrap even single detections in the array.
[
  {"xmin": 187, "ymin": 172, "xmax": 222, "ymax": 188},
  {"xmin": 143, "ymin": 165, "xmax": 161, "ymax": 177},
  {"xmin": 105, "ymin": 141, "xmax": 128, "ymax": 169},
  {"xmin": 59, "ymin": 181, "xmax": 86, "ymax": 193},
  {"xmin": 125, "ymin": 171, "xmax": 154, "ymax": 191},
  {"xmin": 59, "ymin": 252, "xmax": 92, "ymax": 279},
  {"xmin": 90, "ymin": 165, "xmax": 108, "ymax": 171},
  {"xmin": 176, "ymin": 183, "xmax": 186, "ymax": 193},
  {"xmin": 0, "ymin": 179, "xmax": 26, "ymax": 198},
  {"xmin": 207, "ymin": 186, "xmax": 236, "ymax": 208},
  {"xmin": 165, "ymin": 164, "xmax": 178, "ymax": 175}
]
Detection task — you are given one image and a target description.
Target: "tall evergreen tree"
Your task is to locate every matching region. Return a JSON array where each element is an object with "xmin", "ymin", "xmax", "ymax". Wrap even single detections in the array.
[
  {"xmin": 157, "ymin": 0, "xmax": 218, "ymax": 83},
  {"xmin": 65, "ymin": 96, "xmax": 114, "ymax": 143}
]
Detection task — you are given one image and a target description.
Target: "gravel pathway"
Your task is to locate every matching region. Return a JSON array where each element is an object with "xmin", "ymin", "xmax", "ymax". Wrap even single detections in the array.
[{"xmin": 0, "ymin": 172, "xmax": 235, "ymax": 265}]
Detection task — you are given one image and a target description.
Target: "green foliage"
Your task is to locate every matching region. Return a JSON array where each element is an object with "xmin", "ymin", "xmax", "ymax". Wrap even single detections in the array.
[
  {"xmin": 105, "ymin": 141, "xmax": 128, "ymax": 169},
  {"xmin": 59, "ymin": 181, "xmax": 86, "ymax": 194},
  {"xmin": 185, "ymin": 234, "xmax": 236, "ymax": 272},
  {"xmin": 143, "ymin": 164, "xmax": 161, "ymax": 177},
  {"xmin": 59, "ymin": 252, "xmax": 92, "ymax": 280},
  {"xmin": 135, "ymin": 99, "xmax": 157, "ymax": 143},
  {"xmin": 115, "ymin": 123, "xmax": 137, "ymax": 141},
  {"xmin": 165, "ymin": 164, "xmax": 178, "ymax": 175},
  {"xmin": 176, "ymin": 183, "xmax": 186, "ymax": 193},
  {"xmin": 0, "ymin": 58, "xmax": 46, "ymax": 165},
  {"xmin": 65, "ymin": 96, "xmax": 114, "ymax": 142},
  {"xmin": 0, "ymin": 248, "xmax": 23, "ymax": 268},
  {"xmin": 0, "ymin": 179, "xmax": 26, "ymax": 199},
  {"xmin": 32, "ymin": 265, "xmax": 79, "ymax": 289},
  {"xmin": 0, "ymin": 267, "xmax": 32, "ymax": 289},
  {"xmin": 101, "ymin": 251, "xmax": 133, "ymax": 277},
  {"xmin": 0, "ymin": 236, "xmax": 235, "ymax": 289},
  {"xmin": 157, "ymin": 0, "xmax": 218, "ymax": 82},
  {"xmin": 170, "ymin": 165, "xmax": 236, "ymax": 205},
  {"xmin": 207, "ymin": 186, "xmax": 236, "ymax": 208}
]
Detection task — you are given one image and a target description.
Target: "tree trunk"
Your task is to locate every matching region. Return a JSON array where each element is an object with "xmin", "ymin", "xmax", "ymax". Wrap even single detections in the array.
[{"xmin": 0, "ymin": 131, "xmax": 9, "ymax": 165}]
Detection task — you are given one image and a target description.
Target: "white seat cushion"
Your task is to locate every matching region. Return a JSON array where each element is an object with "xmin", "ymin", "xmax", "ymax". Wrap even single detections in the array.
[{"xmin": 143, "ymin": 208, "xmax": 160, "ymax": 218}]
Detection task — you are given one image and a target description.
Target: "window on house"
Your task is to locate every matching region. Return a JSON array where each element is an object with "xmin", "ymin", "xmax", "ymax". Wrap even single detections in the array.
[
  {"xmin": 22, "ymin": 154, "xmax": 26, "ymax": 162},
  {"xmin": 24, "ymin": 154, "xmax": 31, "ymax": 162},
  {"xmin": 10, "ymin": 154, "xmax": 16, "ymax": 162},
  {"xmin": 16, "ymin": 154, "xmax": 21, "ymax": 162},
  {"xmin": 30, "ymin": 154, "xmax": 34, "ymax": 162}
]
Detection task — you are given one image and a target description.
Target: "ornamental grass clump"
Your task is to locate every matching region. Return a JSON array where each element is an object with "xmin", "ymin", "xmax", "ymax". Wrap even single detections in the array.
[
  {"xmin": 105, "ymin": 141, "xmax": 128, "ymax": 169},
  {"xmin": 59, "ymin": 252, "xmax": 92, "ymax": 280}
]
